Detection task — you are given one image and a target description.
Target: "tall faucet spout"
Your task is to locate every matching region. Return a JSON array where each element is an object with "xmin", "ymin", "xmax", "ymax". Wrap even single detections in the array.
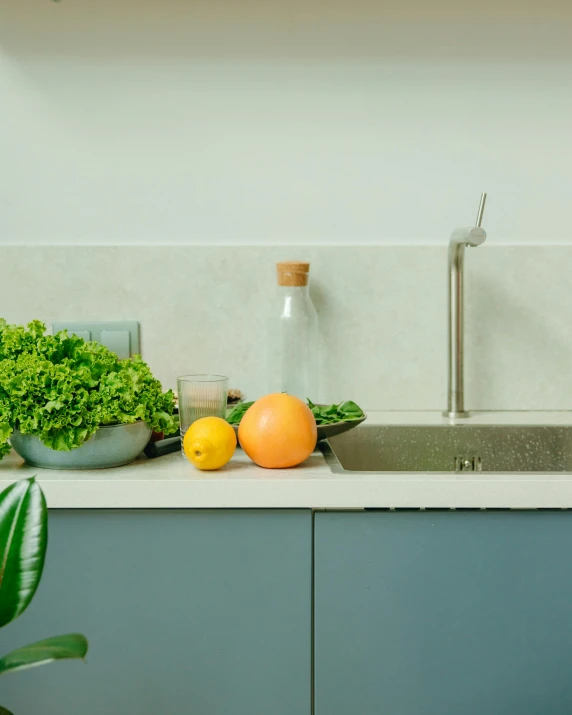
[{"xmin": 445, "ymin": 195, "xmax": 488, "ymax": 419}]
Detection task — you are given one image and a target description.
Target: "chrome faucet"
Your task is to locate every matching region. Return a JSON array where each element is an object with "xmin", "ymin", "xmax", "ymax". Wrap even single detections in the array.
[{"xmin": 445, "ymin": 193, "xmax": 487, "ymax": 419}]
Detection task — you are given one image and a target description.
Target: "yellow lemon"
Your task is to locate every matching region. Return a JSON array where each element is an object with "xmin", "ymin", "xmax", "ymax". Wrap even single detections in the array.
[{"xmin": 183, "ymin": 416, "xmax": 237, "ymax": 470}]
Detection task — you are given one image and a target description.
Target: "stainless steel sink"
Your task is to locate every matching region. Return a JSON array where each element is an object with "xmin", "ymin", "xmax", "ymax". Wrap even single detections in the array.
[{"xmin": 321, "ymin": 424, "xmax": 572, "ymax": 473}]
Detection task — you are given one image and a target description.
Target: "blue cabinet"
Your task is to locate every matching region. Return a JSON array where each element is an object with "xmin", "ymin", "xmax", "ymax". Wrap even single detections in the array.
[
  {"xmin": 6, "ymin": 506, "xmax": 570, "ymax": 715},
  {"xmin": 314, "ymin": 510, "xmax": 572, "ymax": 715},
  {"xmin": 1, "ymin": 510, "xmax": 312, "ymax": 715}
]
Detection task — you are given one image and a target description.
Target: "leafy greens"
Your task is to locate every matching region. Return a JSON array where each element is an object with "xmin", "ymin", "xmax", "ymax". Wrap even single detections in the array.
[
  {"xmin": 306, "ymin": 399, "xmax": 365, "ymax": 425},
  {"xmin": 0, "ymin": 320, "xmax": 178, "ymax": 458},
  {"xmin": 226, "ymin": 401, "xmax": 254, "ymax": 425},
  {"xmin": 226, "ymin": 398, "xmax": 365, "ymax": 426}
]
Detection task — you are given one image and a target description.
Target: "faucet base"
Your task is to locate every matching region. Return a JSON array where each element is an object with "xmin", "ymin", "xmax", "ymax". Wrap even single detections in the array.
[{"xmin": 443, "ymin": 410, "xmax": 471, "ymax": 420}]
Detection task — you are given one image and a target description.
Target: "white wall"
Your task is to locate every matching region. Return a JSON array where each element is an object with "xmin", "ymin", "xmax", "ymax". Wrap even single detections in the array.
[
  {"xmin": 2, "ymin": 244, "xmax": 572, "ymax": 412},
  {"xmin": 1, "ymin": 0, "xmax": 572, "ymax": 245}
]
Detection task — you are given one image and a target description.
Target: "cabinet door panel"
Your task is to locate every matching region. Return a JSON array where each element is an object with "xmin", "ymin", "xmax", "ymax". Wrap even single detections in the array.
[
  {"xmin": 315, "ymin": 510, "xmax": 572, "ymax": 715},
  {"xmin": 1, "ymin": 509, "xmax": 312, "ymax": 715}
]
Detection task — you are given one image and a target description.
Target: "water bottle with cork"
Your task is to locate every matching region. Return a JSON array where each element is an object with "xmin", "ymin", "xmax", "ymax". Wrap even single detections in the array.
[{"xmin": 268, "ymin": 261, "xmax": 319, "ymax": 401}]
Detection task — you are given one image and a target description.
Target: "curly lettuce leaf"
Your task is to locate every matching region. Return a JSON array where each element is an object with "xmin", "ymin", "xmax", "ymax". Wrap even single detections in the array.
[{"xmin": 0, "ymin": 321, "xmax": 178, "ymax": 456}]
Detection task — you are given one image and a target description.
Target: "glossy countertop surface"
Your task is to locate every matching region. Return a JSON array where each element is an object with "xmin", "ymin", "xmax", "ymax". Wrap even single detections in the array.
[{"xmin": 2, "ymin": 412, "xmax": 572, "ymax": 509}]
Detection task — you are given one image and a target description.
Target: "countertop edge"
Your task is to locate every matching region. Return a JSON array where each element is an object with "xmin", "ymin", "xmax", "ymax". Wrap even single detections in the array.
[{"xmin": 0, "ymin": 476, "xmax": 570, "ymax": 510}]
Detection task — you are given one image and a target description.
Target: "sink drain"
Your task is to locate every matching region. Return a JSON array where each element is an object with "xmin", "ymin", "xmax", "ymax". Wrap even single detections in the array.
[{"xmin": 455, "ymin": 456, "xmax": 482, "ymax": 472}]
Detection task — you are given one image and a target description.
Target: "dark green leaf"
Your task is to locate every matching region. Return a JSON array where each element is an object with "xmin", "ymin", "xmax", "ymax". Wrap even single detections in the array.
[
  {"xmin": 338, "ymin": 400, "xmax": 364, "ymax": 417},
  {"xmin": 226, "ymin": 402, "xmax": 253, "ymax": 425},
  {"xmin": 0, "ymin": 634, "xmax": 88, "ymax": 676},
  {"xmin": 307, "ymin": 399, "xmax": 365, "ymax": 425},
  {"xmin": 0, "ymin": 705, "xmax": 14, "ymax": 714},
  {"xmin": 0, "ymin": 478, "xmax": 47, "ymax": 628}
]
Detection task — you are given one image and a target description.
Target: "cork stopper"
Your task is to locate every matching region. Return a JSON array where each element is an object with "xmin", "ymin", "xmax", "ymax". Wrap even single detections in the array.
[{"xmin": 276, "ymin": 261, "xmax": 310, "ymax": 287}]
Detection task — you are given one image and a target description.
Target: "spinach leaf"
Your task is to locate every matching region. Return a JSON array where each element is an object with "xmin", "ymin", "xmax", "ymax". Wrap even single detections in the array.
[
  {"xmin": 226, "ymin": 398, "xmax": 364, "ymax": 427},
  {"xmin": 226, "ymin": 402, "xmax": 254, "ymax": 425},
  {"xmin": 307, "ymin": 399, "xmax": 365, "ymax": 425}
]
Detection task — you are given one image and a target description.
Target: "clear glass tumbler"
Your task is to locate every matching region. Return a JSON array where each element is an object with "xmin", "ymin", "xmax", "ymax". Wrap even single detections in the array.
[{"xmin": 177, "ymin": 375, "xmax": 229, "ymax": 451}]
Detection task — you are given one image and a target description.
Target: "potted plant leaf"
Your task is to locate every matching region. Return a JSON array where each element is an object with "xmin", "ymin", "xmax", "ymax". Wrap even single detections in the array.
[
  {"xmin": 0, "ymin": 477, "xmax": 88, "ymax": 715},
  {"xmin": 0, "ymin": 320, "xmax": 178, "ymax": 469}
]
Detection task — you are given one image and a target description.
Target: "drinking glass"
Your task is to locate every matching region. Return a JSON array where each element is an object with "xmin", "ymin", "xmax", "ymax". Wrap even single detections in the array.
[{"xmin": 177, "ymin": 375, "xmax": 229, "ymax": 451}]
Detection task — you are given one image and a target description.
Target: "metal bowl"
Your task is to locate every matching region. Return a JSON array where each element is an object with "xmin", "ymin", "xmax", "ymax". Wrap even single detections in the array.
[{"xmin": 10, "ymin": 422, "xmax": 152, "ymax": 470}]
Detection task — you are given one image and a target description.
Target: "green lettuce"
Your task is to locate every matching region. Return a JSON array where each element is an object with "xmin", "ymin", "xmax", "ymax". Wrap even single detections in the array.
[{"xmin": 0, "ymin": 320, "xmax": 178, "ymax": 458}]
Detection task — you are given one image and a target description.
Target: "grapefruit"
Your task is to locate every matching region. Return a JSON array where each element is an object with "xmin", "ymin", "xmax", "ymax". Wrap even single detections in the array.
[{"xmin": 238, "ymin": 393, "xmax": 317, "ymax": 469}]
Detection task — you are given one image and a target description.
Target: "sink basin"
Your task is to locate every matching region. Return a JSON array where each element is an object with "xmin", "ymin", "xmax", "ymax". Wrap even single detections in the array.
[{"xmin": 321, "ymin": 424, "xmax": 572, "ymax": 473}]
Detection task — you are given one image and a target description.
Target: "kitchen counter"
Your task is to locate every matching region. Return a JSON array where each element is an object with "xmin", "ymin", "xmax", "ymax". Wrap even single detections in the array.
[{"xmin": 2, "ymin": 411, "xmax": 572, "ymax": 509}]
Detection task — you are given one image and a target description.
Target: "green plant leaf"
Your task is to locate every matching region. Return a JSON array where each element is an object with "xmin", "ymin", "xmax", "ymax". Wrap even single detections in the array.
[
  {"xmin": 0, "ymin": 634, "xmax": 88, "ymax": 676},
  {"xmin": 0, "ymin": 478, "xmax": 47, "ymax": 628},
  {"xmin": 0, "ymin": 705, "xmax": 14, "ymax": 714}
]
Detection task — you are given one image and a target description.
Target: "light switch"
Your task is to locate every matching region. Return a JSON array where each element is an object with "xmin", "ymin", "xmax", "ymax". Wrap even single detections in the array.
[
  {"xmin": 52, "ymin": 322, "xmax": 140, "ymax": 359},
  {"xmin": 100, "ymin": 330, "xmax": 131, "ymax": 360}
]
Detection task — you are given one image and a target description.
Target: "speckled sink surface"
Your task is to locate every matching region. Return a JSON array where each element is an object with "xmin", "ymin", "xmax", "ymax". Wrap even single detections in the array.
[{"xmin": 323, "ymin": 423, "xmax": 572, "ymax": 473}]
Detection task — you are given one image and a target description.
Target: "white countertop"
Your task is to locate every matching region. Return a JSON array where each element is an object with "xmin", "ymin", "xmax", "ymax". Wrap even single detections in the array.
[{"xmin": 2, "ymin": 411, "xmax": 572, "ymax": 510}]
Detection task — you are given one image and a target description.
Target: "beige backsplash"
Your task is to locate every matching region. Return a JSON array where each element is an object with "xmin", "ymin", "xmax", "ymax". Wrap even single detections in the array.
[{"xmin": 1, "ymin": 245, "xmax": 570, "ymax": 412}]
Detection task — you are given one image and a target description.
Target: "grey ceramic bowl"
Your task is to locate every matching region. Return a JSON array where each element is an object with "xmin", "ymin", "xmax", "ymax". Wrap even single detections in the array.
[{"xmin": 11, "ymin": 422, "xmax": 152, "ymax": 470}]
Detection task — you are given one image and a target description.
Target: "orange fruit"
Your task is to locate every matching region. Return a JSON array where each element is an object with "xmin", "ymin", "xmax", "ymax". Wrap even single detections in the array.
[{"xmin": 238, "ymin": 393, "xmax": 317, "ymax": 469}]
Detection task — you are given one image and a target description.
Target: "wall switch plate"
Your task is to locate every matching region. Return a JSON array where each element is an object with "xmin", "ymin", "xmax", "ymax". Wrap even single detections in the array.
[{"xmin": 52, "ymin": 321, "xmax": 140, "ymax": 360}]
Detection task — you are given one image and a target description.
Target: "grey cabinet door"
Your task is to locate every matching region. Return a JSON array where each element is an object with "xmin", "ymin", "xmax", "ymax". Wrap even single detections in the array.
[
  {"xmin": 1, "ymin": 509, "xmax": 312, "ymax": 715},
  {"xmin": 315, "ymin": 510, "xmax": 572, "ymax": 715}
]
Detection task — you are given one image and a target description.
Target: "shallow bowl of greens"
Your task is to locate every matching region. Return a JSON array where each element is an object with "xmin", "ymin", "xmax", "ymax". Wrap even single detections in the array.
[
  {"xmin": 11, "ymin": 421, "xmax": 152, "ymax": 470},
  {"xmin": 227, "ymin": 399, "xmax": 366, "ymax": 442},
  {"xmin": 310, "ymin": 400, "xmax": 367, "ymax": 441}
]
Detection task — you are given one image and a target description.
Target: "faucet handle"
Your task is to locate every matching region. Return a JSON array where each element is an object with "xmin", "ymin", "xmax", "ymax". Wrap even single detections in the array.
[
  {"xmin": 449, "ymin": 226, "xmax": 487, "ymax": 247},
  {"xmin": 475, "ymin": 192, "xmax": 487, "ymax": 228}
]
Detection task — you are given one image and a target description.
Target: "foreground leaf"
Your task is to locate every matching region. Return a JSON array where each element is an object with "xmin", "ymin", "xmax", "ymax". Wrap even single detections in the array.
[
  {"xmin": 0, "ymin": 634, "xmax": 88, "ymax": 676},
  {"xmin": 0, "ymin": 706, "xmax": 14, "ymax": 715},
  {"xmin": 0, "ymin": 478, "xmax": 47, "ymax": 628}
]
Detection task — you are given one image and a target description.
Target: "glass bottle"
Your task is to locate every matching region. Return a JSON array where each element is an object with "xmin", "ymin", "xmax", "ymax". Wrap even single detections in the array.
[{"xmin": 268, "ymin": 261, "xmax": 319, "ymax": 401}]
